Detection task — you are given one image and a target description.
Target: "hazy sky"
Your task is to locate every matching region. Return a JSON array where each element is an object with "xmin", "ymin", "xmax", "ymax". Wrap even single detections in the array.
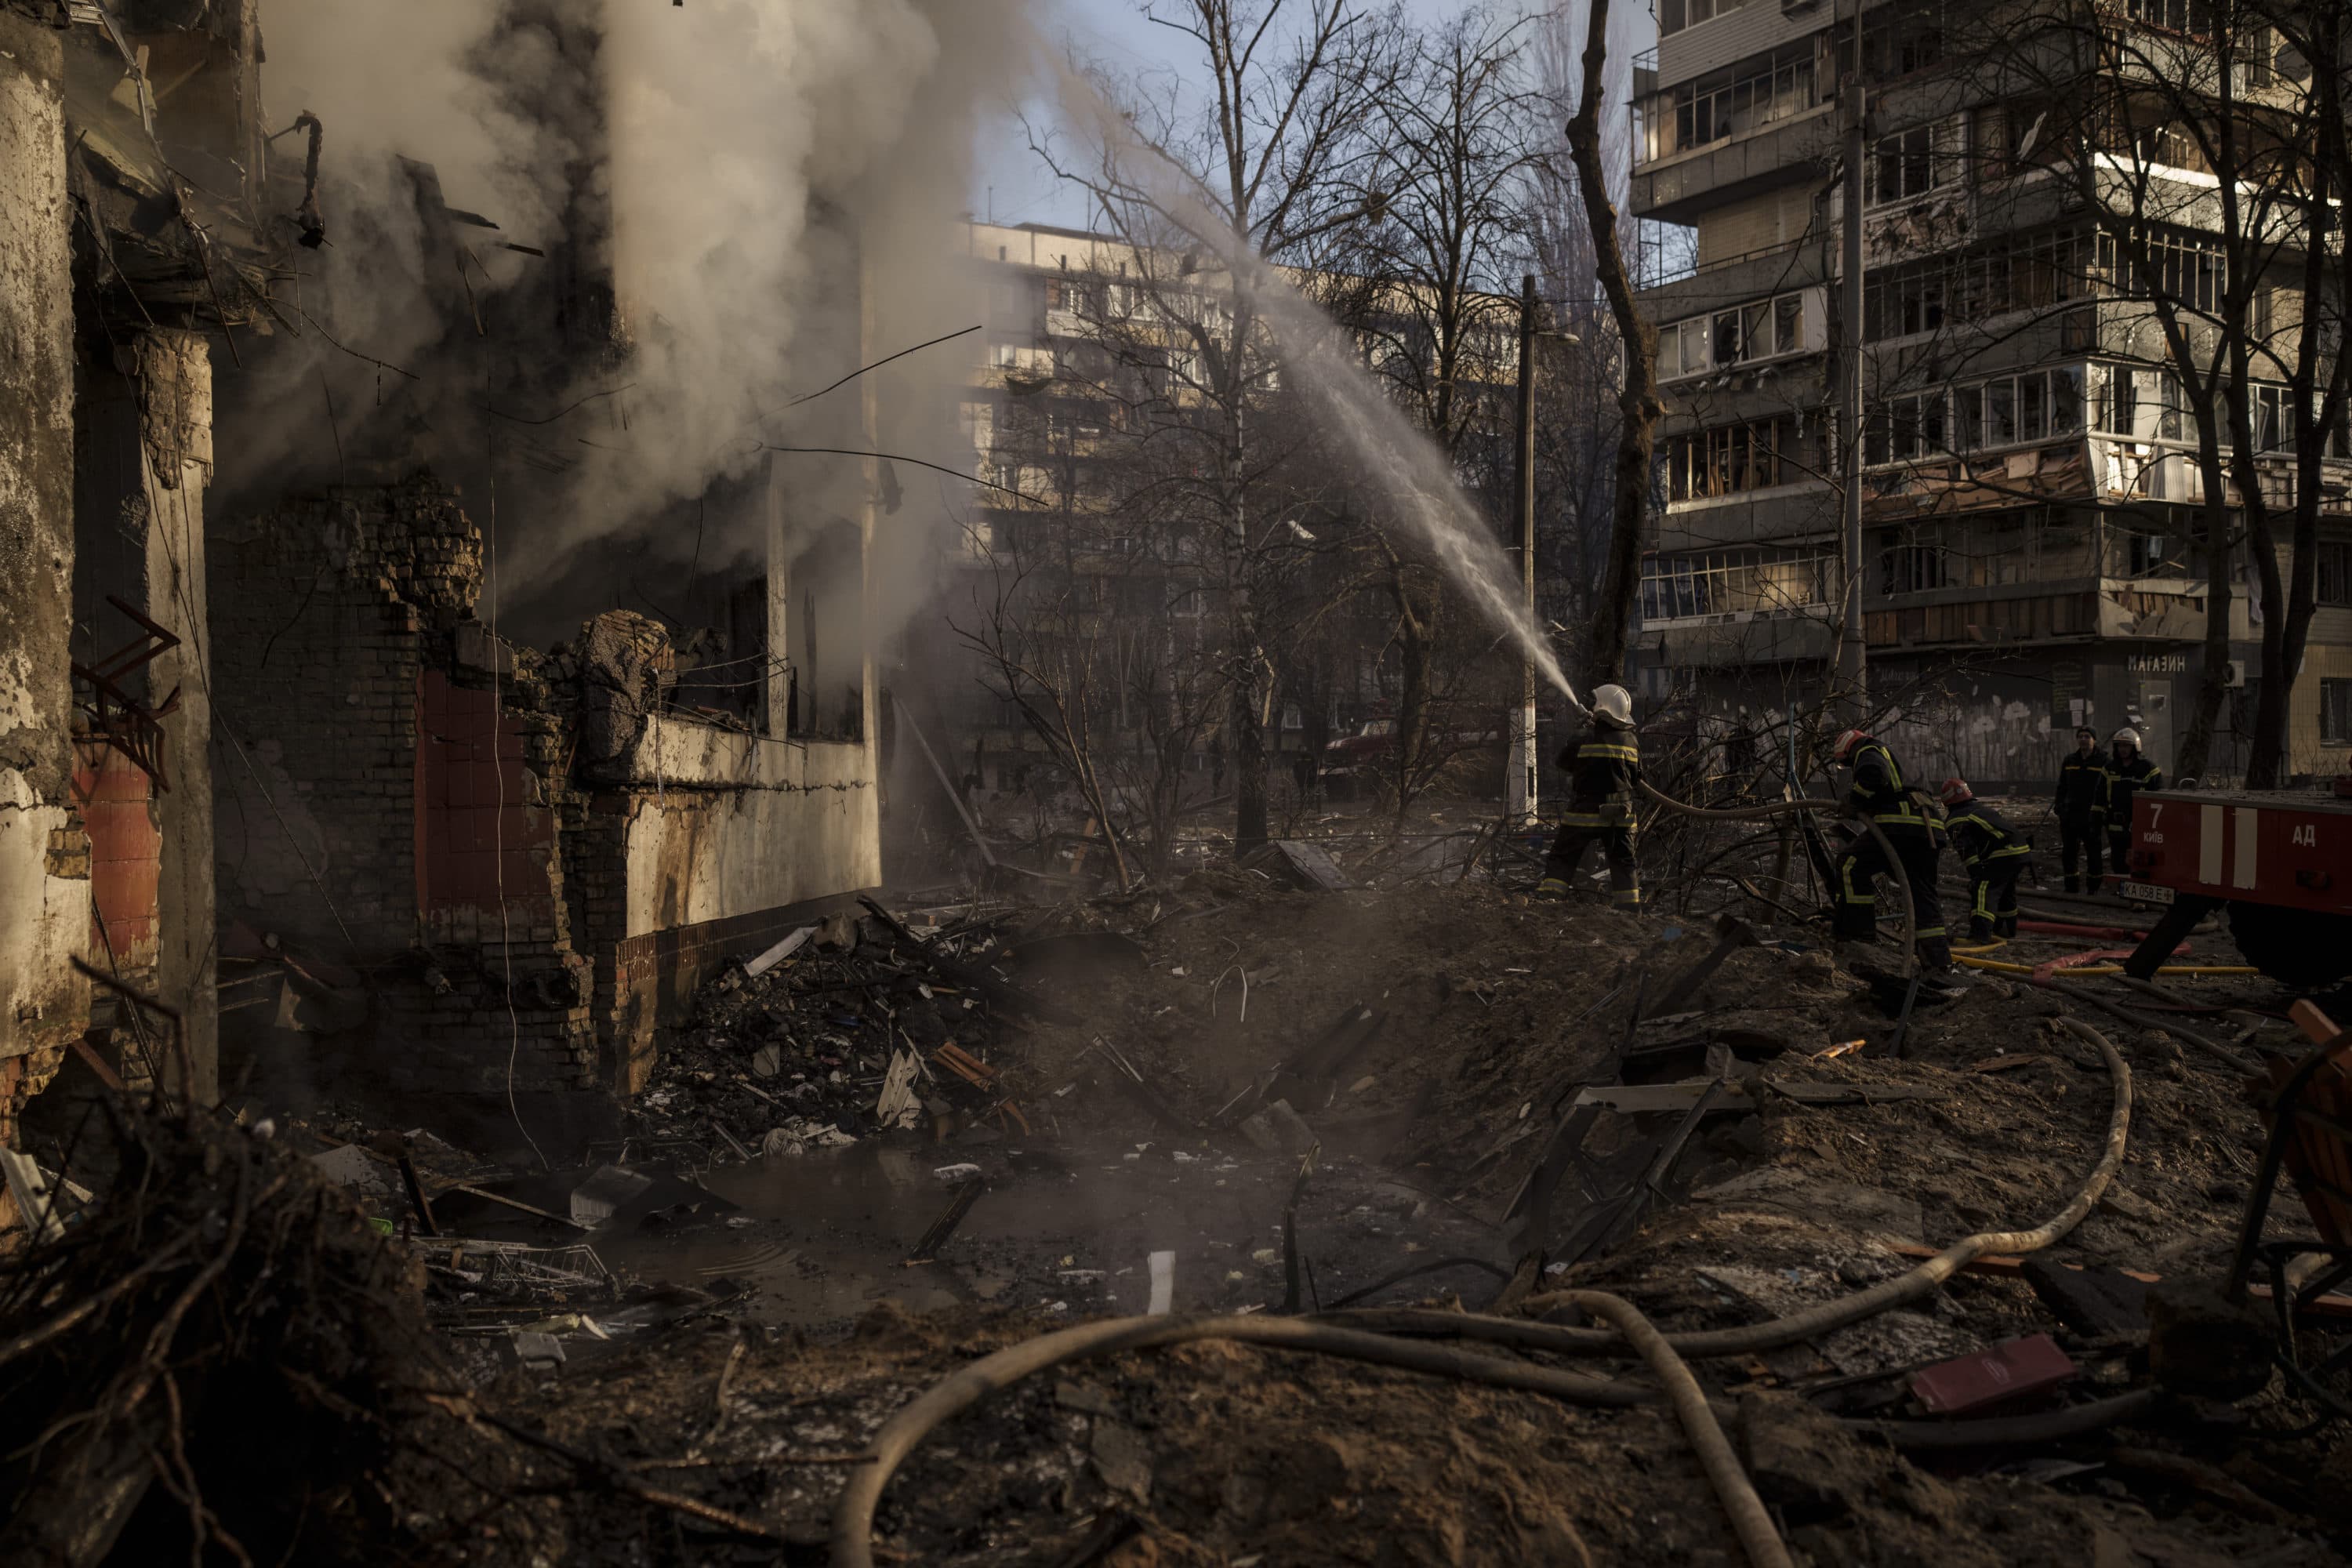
[{"xmin": 979, "ymin": 0, "xmax": 1496, "ymax": 231}]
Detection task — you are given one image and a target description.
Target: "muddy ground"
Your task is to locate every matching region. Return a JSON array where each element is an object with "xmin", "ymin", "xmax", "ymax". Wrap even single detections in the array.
[{"xmin": 33, "ymin": 799, "xmax": 2352, "ymax": 1566}]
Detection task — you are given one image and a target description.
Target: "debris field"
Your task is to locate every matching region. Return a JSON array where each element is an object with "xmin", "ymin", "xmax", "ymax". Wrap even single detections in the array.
[{"xmin": 7, "ymin": 803, "xmax": 2352, "ymax": 1568}]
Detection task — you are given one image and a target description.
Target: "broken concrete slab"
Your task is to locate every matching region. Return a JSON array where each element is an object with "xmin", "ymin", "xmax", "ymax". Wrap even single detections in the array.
[
  {"xmin": 743, "ymin": 925, "xmax": 816, "ymax": 979},
  {"xmin": 568, "ymin": 1165, "xmax": 655, "ymax": 1228},
  {"xmin": 309, "ymin": 1144, "xmax": 395, "ymax": 1200}
]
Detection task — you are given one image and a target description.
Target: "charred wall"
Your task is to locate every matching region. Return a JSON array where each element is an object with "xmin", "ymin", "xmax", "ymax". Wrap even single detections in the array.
[
  {"xmin": 0, "ymin": 13, "xmax": 89, "ymax": 1133},
  {"xmin": 71, "ymin": 328, "xmax": 218, "ymax": 1101},
  {"xmin": 207, "ymin": 475, "xmax": 595, "ymax": 1097}
]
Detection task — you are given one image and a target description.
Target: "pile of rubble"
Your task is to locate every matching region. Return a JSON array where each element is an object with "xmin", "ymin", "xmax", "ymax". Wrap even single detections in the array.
[{"xmin": 628, "ymin": 902, "xmax": 1042, "ymax": 1164}]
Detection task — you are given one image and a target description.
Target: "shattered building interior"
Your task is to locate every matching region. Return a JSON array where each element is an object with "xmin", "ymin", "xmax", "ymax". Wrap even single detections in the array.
[
  {"xmin": 11, "ymin": 2, "xmax": 2352, "ymax": 1567},
  {"xmin": 4, "ymin": 0, "xmax": 898, "ymax": 1134}
]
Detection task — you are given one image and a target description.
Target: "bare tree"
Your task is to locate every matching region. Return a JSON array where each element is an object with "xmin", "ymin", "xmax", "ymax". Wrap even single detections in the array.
[
  {"xmin": 1329, "ymin": 4, "xmax": 1549, "ymax": 814},
  {"xmin": 1529, "ymin": 1, "xmax": 1637, "ymax": 643},
  {"xmin": 1035, "ymin": 0, "xmax": 1392, "ymax": 853},
  {"xmin": 950, "ymin": 358, "xmax": 1236, "ymax": 883}
]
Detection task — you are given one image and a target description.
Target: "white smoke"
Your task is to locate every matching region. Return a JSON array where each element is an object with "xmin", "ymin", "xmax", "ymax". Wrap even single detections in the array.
[
  {"xmin": 244, "ymin": 0, "xmax": 1039, "ymax": 621},
  {"xmin": 593, "ymin": 0, "xmax": 942, "ymax": 524}
]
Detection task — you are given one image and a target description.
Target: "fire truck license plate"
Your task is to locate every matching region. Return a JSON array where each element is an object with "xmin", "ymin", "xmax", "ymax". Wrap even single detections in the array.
[{"xmin": 2119, "ymin": 881, "xmax": 2175, "ymax": 905}]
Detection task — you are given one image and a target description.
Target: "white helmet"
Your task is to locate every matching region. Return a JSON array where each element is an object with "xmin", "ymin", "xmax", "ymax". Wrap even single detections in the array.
[
  {"xmin": 1591, "ymin": 684, "xmax": 1633, "ymax": 728},
  {"xmin": 2111, "ymin": 727, "xmax": 2142, "ymax": 752}
]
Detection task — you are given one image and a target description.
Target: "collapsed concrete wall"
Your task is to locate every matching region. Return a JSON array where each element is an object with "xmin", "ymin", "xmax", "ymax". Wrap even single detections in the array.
[
  {"xmin": 579, "ymin": 714, "xmax": 880, "ymax": 1091},
  {"xmin": 0, "ymin": 16, "xmax": 89, "ymax": 1134},
  {"xmin": 208, "ymin": 473, "xmax": 881, "ymax": 1099}
]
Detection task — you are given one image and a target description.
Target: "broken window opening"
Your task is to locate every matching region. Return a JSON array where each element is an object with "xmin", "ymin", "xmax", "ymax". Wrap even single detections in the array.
[{"xmin": 784, "ymin": 521, "xmax": 866, "ymax": 745}]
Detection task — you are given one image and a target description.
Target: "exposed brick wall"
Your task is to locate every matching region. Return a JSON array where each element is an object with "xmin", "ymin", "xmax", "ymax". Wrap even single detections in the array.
[
  {"xmin": 209, "ymin": 476, "xmax": 453, "ymax": 953},
  {"xmin": 209, "ymin": 473, "xmax": 871, "ymax": 1101},
  {"xmin": 209, "ymin": 474, "xmax": 591, "ymax": 1094}
]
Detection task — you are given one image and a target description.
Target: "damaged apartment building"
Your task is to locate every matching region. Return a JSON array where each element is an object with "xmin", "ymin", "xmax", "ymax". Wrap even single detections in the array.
[
  {"xmin": 1631, "ymin": 0, "xmax": 2352, "ymax": 784},
  {"xmin": 0, "ymin": 0, "xmax": 882, "ymax": 1140}
]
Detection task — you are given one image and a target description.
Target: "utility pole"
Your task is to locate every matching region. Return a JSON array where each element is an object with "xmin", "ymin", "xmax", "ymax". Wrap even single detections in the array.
[
  {"xmin": 1837, "ymin": 0, "xmax": 1869, "ymax": 719},
  {"xmin": 1508, "ymin": 272, "xmax": 1541, "ymax": 826}
]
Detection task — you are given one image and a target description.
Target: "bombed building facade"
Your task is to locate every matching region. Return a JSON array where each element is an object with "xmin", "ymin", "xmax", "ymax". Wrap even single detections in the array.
[
  {"xmin": 1631, "ymin": 0, "xmax": 2352, "ymax": 786},
  {"xmin": 0, "ymin": 0, "xmax": 887, "ymax": 1133}
]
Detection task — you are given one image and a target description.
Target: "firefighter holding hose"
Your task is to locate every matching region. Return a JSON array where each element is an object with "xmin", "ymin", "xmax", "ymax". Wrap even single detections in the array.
[
  {"xmin": 1940, "ymin": 779, "xmax": 2031, "ymax": 941},
  {"xmin": 1537, "ymin": 684, "xmax": 1642, "ymax": 910},
  {"xmin": 1829, "ymin": 729, "xmax": 1951, "ymax": 971}
]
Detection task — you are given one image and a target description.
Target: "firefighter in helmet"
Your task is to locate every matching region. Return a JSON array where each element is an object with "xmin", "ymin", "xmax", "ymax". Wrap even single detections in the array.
[
  {"xmin": 2095, "ymin": 728, "xmax": 2164, "ymax": 893},
  {"xmin": 1940, "ymin": 779, "xmax": 2031, "ymax": 941},
  {"xmin": 1829, "ymin": 728, "xmax": 1951, "ymax": 970},
  {"xmin": 1537, "ymin": 684, "xmax": 1641, "ymax": 909}
]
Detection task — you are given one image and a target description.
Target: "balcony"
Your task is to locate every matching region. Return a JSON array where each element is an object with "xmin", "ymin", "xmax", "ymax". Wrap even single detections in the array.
[
  {"xmin": 1632, "ymin": 44, "xmax": 1832, "ymax": 223},
  {"xmin": 1656, "ymin": 480, "xmax": 1835, "ymax": 554}
]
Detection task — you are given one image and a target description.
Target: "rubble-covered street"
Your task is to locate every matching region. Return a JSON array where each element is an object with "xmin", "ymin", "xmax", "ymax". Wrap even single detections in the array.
[{"xmin": 12, "ymin": 799, "xmax": 2352, "ymax": 1567}]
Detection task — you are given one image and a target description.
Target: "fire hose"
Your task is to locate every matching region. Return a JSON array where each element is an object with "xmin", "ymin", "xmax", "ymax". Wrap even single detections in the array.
[
  {"xmin": 826, "ymin": 1307, "xmax": 1789, "ymax": 1568},
  {"xmin": 832, "ymin": 1024, "xmax": 2132, "ymax": 1568},
  {"xmin": 1636, "ymin": 780, "xmax": 1918, "ymax": 967},
  {"xmin": 1338, "ymin": 1018, "xmax": 2129, "ymax": 1360}
]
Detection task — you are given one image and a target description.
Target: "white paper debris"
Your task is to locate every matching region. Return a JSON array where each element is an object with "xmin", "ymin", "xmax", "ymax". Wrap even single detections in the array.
[{"xmin": 1147, "ymin": 1250, "xmax": 1176, "ymax": 1315}]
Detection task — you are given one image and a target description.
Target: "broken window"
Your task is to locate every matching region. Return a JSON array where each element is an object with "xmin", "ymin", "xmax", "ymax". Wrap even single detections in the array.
[
  {"xmin": 2127, "ymin": 0, "xmax": 2212, "ymax": 35},
  {"xmin": 2322, "ymin": 679, "xmax": 2352, "ymax": 746},
  {"xmin": 1867, "ymin": 125, "xmax": 1942, "ymax": 205},
  {"xmin": 1664, "ymin": 419, "xmax": 1793, "ymax": 500},
  {"xmin": 783, "ymin": 522, "xmax": 866, "ymax": 744},
  {"xmin": 1878, "ymin": 530, "xmax": 1951, "ymax": 594},
  {"xmin": 1867, "ymin": 390, "xmax": 1948, "ymax": 465},
  {"xmin": 2130, "ymin": 229, "xmax": 2227, "ymax": 314},
  {"xmin": 2252, "ymin": 384, "xmax": 2295, "ymax": 452},
  {"xmin": 1957, "ymin": 367, "xmax": 2085, "ymax": 451},
  {"xmin": 1864, "ymin": 262, "xmax": 1948, "ymax": 338},
  {"xmin": 1660, "ymin": 45, "xmax": 1817, "ymax": 157},
  {"xmin": 1662, "ymin": 290, "xmax": 1809, "ymax": 379},
  {"xmin": 2318, "ymin": 543, "xmax": 2352, "ymax": 606},
  {"xmin": 1854, "ymin": 2, "xmax": 1947, "ymax": 78}
]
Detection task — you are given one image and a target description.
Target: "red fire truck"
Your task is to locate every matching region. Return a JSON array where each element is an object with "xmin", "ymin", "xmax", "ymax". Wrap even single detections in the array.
[{"xmin": 2120, "ymin": 786, "xmax": 2352, "ymax": 988}]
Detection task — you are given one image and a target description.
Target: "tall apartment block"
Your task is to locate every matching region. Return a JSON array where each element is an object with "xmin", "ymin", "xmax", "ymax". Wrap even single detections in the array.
[{"xmin": 1628, "ymin": 0, "xmax": 2352, "ymax": 786}]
